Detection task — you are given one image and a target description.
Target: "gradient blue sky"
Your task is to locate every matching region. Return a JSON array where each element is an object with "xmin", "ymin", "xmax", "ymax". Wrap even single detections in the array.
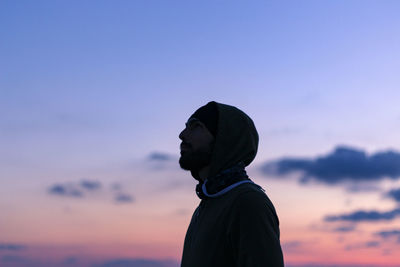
[{"xmin": 1, "ymin": 1, "xmax": 400, "ymax": 266}]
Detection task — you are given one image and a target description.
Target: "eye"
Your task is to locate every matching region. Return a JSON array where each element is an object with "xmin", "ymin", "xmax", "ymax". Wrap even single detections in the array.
[{"xmin": 186, "ymin": 122, "xmax": 200, "ymax": 130}]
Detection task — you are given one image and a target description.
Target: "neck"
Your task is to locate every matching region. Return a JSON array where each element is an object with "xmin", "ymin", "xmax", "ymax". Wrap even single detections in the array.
[{"xmin": 197, "ymin": 165, "xmax": 211, "ymax": 182}]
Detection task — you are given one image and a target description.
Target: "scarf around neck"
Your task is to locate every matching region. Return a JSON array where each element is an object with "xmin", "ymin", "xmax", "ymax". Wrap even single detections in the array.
[{"xmin": 195, "ymin": 162, "xmax": 258, "ymax": 199}]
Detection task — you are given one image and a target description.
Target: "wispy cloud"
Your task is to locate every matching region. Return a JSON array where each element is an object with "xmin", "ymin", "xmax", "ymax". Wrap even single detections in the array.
[
  {"xmin": 324, "ymin": 208, "xmax": 400, "ymax": 222},
  {"xmin": 93, "ymin": 258, "xmax": 178, "ymax": 267},
  {"xmin": 345, "ymin": 240, "xmax": 380, "ymax": 250},
  {"xmin": 48, "ymin": 184, "xmax": 83, "ymax": 198},
  {"xmin": 365, "ymin": 241, "xmax": 380, "ymax": 247},
  {"xmin": 375, "ymin": 229, "xmax": 400, "ymax": 243},
  {"xmin": 145, "ymin": 152, "xmax": 178, "ymax": 171},
  {"xmin": 332, "ymin": 225, "xmax": 356, "ymax": 232},
  {"xmin": 114, "ymin": 193, "xmax": 135, "ymax": 204},
  {"xmin": 110, "ymin": 182, "xmax": 135, "ymax": 204},
  {"xmin": 80, "ymin": 179, "xmax": 101, "ymax": 191},
  {"xmin": 260, "ymin": 146, "xmax": 400, "ymax": 184},
  {"xmin": 282, "ymin": 241, "xmax": 303, "ymax": 253},
  {"xmin": 48, "ymin": 179, "xmax": 102, "ymax": 197},
  {"xmin": 148, "ymin": 152, "xmax": 175, "ymax": 162},
  {"xmin": 0, "ymin": 243, "xmax": 26, "ymax": 251},
  {"xmin": 1, "ymin": 255, "xmax": 177, "ymax": 267},
  {"xmin": 345, "ymin": 184, "xmax": 381, "ymax": 193},
  {"xmin": 48, "ymin": 180, "xmax": 135, "ymax": 205}
]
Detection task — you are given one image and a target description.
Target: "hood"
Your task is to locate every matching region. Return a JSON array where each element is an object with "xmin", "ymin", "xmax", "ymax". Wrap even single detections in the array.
[{"xmin": 192, "ymin": 101, "xmax": 259, "ymax": 181}]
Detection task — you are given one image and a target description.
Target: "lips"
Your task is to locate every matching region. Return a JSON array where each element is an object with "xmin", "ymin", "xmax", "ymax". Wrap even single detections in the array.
[{"xmin": 180, "ymin": 143, "xmax": 191, "ymax": 151}]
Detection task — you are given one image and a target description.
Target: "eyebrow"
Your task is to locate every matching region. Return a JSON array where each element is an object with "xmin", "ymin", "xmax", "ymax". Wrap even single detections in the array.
[{"xmin": 185, "ymin": 118, "xmax": 200, "ymax": 127}]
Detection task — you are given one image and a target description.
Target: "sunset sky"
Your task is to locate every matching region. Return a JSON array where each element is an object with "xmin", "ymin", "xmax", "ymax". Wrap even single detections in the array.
[{"xmin": 1, "ymin": 1, "xmax": 400, "ymax": 266}]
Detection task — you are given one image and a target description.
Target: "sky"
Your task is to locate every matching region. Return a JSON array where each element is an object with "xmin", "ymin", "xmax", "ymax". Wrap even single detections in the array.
[{"xmin": 1, "ymin": 0, "xmax": 400, "ymax": 266}]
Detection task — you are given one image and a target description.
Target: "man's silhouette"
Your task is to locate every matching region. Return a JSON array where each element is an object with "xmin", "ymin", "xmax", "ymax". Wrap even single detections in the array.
[{"xmin": 179, "ymin": 101, "xmax": 284, "ymax": 267}]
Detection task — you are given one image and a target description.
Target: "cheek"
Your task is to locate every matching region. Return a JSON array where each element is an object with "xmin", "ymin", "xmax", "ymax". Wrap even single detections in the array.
[{"xmin": 194, "ymin": 142, "xmax": 212, "ymax": 154}]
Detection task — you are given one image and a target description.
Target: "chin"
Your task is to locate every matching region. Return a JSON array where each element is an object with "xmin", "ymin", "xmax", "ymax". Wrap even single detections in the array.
[
  {"xmin": 179, "ymin": 154, "xmax": 195, "ymax": 171},
  {"xmin": 179, "ymin": 155, "xmax": 189, "ymax": 170},
  {"xmin": 179, "ymin": 150, "xmax": 211, "ymax": 172}
]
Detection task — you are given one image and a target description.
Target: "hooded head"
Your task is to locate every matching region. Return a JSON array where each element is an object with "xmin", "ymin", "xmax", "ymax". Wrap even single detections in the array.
[{"xmin": 179, "ymin": 101, "xmax": 259, "ymax": 181}]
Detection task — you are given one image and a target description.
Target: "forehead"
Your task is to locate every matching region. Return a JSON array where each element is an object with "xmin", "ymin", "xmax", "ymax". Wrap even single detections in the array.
[{"xmin": 185, "ymin": 117, "xmax": 200, "ymax": 126}]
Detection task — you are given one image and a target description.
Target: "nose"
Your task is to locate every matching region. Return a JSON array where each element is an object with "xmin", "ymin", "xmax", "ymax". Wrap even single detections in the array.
[{"xmin": 179, "ymin": 128, "xmax": 186, "ymax": 140}]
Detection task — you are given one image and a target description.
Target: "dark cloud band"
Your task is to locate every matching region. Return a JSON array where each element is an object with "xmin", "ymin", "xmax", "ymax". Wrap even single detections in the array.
[
  {"xmin": 260, "ymin": 146, "xmax": 400, "ymax": 184},
  {"xmin": 325, "ymin": 208, "xmax": 400, "ymax": 222},
  {"xmin": 385, "ymin": 188, "xmax": 400, "ymax": 202}
]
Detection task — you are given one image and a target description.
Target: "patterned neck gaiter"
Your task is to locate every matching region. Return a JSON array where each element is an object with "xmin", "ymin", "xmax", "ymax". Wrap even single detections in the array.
[{"xmin": 195, "ymin": 162, "xmax": 256, "ymax": 199}]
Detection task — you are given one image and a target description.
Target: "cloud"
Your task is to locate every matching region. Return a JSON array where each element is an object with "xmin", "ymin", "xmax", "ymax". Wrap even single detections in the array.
[
  {"xmin": 148, "ymin": 152, "xmax": 174, "ymax": 161},
  {"xmin": 114, "ymin": 193, "xmax": 135, "ymax": 204},
  {"xmin": 375, "ymin": 229, "xmax": 400, "ymax": 241},
  {"xmin": 48, "ymin": 179, "xmax": 103, "ymax": 198},
  {"xmin": 324, "ymin": 208, "xmax": 400, "ymax": 222},
  {"xmin": 48, "ymin": 180, "xmax": 135, "ymax": 205},
  {"xmin": 80, "ymin": 179, "xmax": 101, "ymax": 191},
  {"xmin": 93, "ymin": 258, "xmax": 178, "ymax": 267},
  {"xmin": 146, "ymin": 152, "xmax": 178, "ymax": 171},
  {"xmin": 260, "ymin": 146, "xmax": 400, "ymax": 184},
  {"xmin": 345, "ymin": 184, "xmax": 382, "ymax": 193},
  {"xmin": 345, "ymin": 241, "xmax": 380, "ymax": 250},
  {"xmin": 385, "ymin": 188, "xmax": 400, "ymax": 203},
  {"xmin": 0, "ymin": 243, "xmax": 26, "ymax": 251},
  {"xmin": 48, "ymin": 184, "xmax": 83, "ymax": 197},
  {"xmin": 365, "ymin": 241, "xmax": 380, "ymax": 247},
  {"xmin": 332, "ymin": 225, "xmax": 356, "ymax": 232},
  {"xmin": 110, "ymin": 182, "xmax": 135, "ymax": 204},
  {"xmin": 282, "ymin": 241, "xmax": 303, "ymax": 252},
  {"xmin": 0, "ymin": 255, "xmax": 178, "ymax": 267}
]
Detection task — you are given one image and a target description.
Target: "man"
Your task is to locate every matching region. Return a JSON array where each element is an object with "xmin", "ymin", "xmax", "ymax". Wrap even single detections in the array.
[{"xmin": 178, "ymin": 101, "xmax": 284, "ymax": 267}]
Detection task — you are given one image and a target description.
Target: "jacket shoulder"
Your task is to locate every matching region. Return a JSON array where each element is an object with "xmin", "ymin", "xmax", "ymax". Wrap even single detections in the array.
[
  {"xmin": 232, "ymin": 183, "xmax": 276, "ymax": 207},
  {"xmin": 229, "ymin": 182, "xmax": 280, "ymax": 228}
]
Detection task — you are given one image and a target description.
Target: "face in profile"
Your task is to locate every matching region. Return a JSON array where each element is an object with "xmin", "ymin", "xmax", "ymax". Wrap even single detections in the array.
[{"xmin": 179, "ymin": 118, "xmax": 215, "ymax": 173}]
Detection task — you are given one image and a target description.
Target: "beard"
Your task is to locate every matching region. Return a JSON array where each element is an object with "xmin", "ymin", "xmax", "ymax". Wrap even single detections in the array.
[{"xmin": 179, "ymin": 143, "xmax": 214, "ymax": 173}]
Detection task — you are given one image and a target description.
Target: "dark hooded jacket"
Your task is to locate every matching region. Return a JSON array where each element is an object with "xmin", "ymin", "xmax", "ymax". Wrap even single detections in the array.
[{"xmin": 181, "ymin": 102, "xmax": 284, "ymax": 267}]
